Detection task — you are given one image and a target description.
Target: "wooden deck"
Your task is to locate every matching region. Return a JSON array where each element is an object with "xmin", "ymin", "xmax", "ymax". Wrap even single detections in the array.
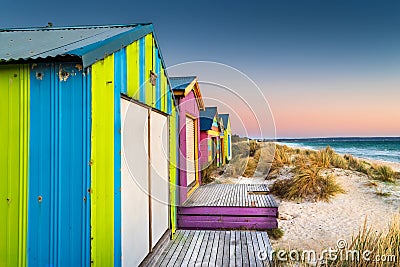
[
  {"xmin": 182, "ymin": 184, "xmax": 277, "ymax": 207},
  {"xmin": 178, "ymin": 184, "xmax": 278, "ymax": 230},
  {"xmin": 143, "ymin": 230, "xmax": 273, "ymax": 267}
]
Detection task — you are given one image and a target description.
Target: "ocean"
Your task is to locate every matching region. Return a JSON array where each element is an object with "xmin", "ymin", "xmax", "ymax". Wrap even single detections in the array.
[{"xmin": 277, "ymin": 137, "xmax": 400, "ymax": 163}]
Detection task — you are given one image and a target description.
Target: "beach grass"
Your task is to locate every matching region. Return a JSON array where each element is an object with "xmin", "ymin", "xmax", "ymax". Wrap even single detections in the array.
[
  {"xmin": 375, "ymin": 190, "xmax": 392, "ymax": 197},
  {"xmin": 200, "ymin": 163, "xmax": 217, "ymax": 184},
  {"xmin": 311, "ymin": 149, "xmax": 331, "ymax": 168},
  {"xmin": 272, "ymin": 214, "xmax": 400, "ymax": 266},
  {"xmin": 270, "ymin": 166, "xmax": 345, "ymax": 202},
  {"xmin": 267, "ymin": 228, "xmax": 284, "ymax": 240},
  {"xmin": 330, "ymin": 214, "xmax": 400, "ymax": 267},
  {"xmin": 372, "ymin": 165, "xmax": 396, "ymax": 182}
]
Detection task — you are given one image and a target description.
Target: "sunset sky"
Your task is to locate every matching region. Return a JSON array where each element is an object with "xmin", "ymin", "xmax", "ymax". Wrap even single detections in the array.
[{"xmin": 3, "ymin": 0, "xmax": 400, "ymax": 138}]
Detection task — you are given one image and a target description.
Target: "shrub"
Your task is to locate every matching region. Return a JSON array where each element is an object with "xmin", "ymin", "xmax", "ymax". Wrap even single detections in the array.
[
  {"xmin": 292, "ymin": 154, "xmax": 309, "ymax": 172},
  {"xmin": 375, "ymin": 190, "xmax": 391, "ymax": 197},
  {"xmin": 311, "ymin": 150, "xmax": 331, "ymax": 168},
  {"xmin": 249, "ymin": 140, "xmax": 260, "ymax": 157},
  {"xmin": 344, "ymin": 154, "xmax": 360, "ymax": 170},
  {"xmin": 270, "ymin": 166, "xmax": 345, "ymax": 202},
  {"xmin": 267, "ymin": 228, "xmax": 284, "ymax": 240},
  {"xmin": 331, "ymin": 153, "xmax": 348, "ymax": 169},
  {"xmin": 200, "ymin": 163, "xmax": 217, "ymax": 184},
  {"xmin": 269, "ymin": 178, "xmax": 294, "ymax": 197},
  {"xmin": 354, "ymin": 161, "xmax": 372, "ymax": 176},
  {"xmin": 274, "ymin": 145, "xmax": 291, "ymax": 167},
  {"xmin": 372, "ymin": 165, "xmax": 396, "ymax": 182}
]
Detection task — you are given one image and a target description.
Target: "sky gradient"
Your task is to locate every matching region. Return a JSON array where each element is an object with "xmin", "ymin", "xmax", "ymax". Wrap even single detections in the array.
[{"xmin": 2, "ymin": 0, "xmax": 399, "ymax": 138}]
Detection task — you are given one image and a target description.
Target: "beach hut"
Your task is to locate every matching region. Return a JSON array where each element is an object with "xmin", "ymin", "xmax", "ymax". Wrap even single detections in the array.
[
  {"xmin": 219, "ymin": 114, "xmax": 232, "ymax": 163},
  {"xmin": 170, "ymin": 76, "xmax": 205, "ymax": 204},
  {"xmin": 0, "ymin": 23, "xmax": 179, "ymax": 267},
  {"xmin": 199, "ymin": 107, "xmax": 222, "ymax": 167}
]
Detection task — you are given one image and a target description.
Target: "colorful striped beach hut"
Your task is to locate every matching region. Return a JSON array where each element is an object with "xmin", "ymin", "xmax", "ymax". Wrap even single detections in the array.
[
  {"xmin": 0, "ymin": 23, "xmax": 179, "ymax": 267},
  {"xmin": 170, "ymin": 76, "xmax": 205, "ymax": 204},
  {"xmin": 219, "ymin": 114, "xmax": 232, "ymax": 164},
  {"xmin": 199, "ymin": 107, "xmax": 222, "ymax": 167}
]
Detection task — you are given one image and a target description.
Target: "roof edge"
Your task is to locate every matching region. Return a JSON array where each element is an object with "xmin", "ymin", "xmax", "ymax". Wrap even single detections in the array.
[
  {"xmin": 0, "ymin": 23, "xmax": 150, "ymax": 32},
  {"xmin": 77, "ymin": 24, "xmax": 153, "ymax": 67}
]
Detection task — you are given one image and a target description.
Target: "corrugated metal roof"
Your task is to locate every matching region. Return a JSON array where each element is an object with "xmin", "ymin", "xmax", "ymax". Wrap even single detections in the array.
[
  {"xmin": 200, "ymin": 107, "xmax": 218, "ymax": 131},
  {"xmin": 0, "ymin": 24, "xmax": 153, "ymax": 67},
  {"xmin": 170, "ymin": 76, "xmax": 197, "ymax": 90},
  {"xmin": 219, "ymin": 114, "xmax": 230, "ymax": 128}
]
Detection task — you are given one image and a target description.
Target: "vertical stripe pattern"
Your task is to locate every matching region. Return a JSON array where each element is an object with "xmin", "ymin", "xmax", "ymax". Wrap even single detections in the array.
[
  {"xmin": 91, "ymin": 55, "xmax": 115, "ymax": 267},
  {"xmin": 28, "ymin": 63, "xmax": 90, "ymax": 267},
  {"xmin": 0, "ymin": 64, "xmax": 29, "ymax": 267}
]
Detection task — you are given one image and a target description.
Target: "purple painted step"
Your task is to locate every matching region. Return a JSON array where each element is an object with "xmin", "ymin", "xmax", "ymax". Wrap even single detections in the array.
[
  {"xmin": 178, "ymin": 220, "xmax": 278, "ymax": 230},
  {"xmin": 177, "ymin": 184, "xmax": 279, "ymax": 230},
  {"xmin": 177, "ymin": 206, "xmax": 278, "ymax": 230},
  {"xmin": 178, "ymin": 206, "xmax": 278, "ymax": 216}
]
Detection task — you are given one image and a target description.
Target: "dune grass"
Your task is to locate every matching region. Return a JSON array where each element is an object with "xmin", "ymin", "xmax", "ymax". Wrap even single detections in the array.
[
  {"xmin": 274, "ymin": 145, "xmax": 292, "ymax": 167},
  {"xmin": 228, "ymin": 142, "xmax": 398, "ymax": 201},
  {"xmin": 200, "ymin": 163, "xmax": 217, "ymax": 184},
  {"xmin": 330, "ymin": 214, "xmax": 400, "ymax": 267},
  {"xmin": 272, "ymin": 214, "xmax": 400, "ymax": 266},
  {"xmin": 267, "ymin": 228, "xmax": 284, "ymax": 240},
  {"xmin": 311, "ymin": 150, "xmax": 331, "ymax": 168},
  {"xmin": 270, "ymin": 166, "xmax": 345, "ymax": 202},
  {"xmin": 372, "ymin": 165, "xmax": 396, "ymax": 182},
  {"xmin": 331, "ymin": 153, "xmax": 349, "ymax": 169}
]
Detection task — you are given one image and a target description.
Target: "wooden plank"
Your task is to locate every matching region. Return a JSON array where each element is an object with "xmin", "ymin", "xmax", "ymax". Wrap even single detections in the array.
[
  {"xmin": 167, "ymin": 230, "xmax": 193, "ymax": 267},
  {"xmin": 251, "ymin": 231, "xmax": 264, "ymax": 267},
  {"xmin": 260, "ymin": 231, "xmax": 273, "ymax": 267},
  {"xmin": 208, "ymin": 230, "xmax": 220, "ymax": 266},
  {"xmin": 178, "ymin": 206, "xmax": 278, "ymax": 216},
  {"xmin": 256, "ymin": 231, "xmax": 271, "ymax": 267},
  {"xmin": 216, "ymin": 231, "xmax": 226, "ymax": 267},
  {"xmin": 182, "ymin": 184, "xmax": 276, "ymax": 208},
  {"xmin": 221, "ymin": 231, "xmax": 230, "ymax": 266},
  {"xmin": 229, "ymin": 231, "xmax": 236, "ymax": 267},
  {"xmin": 202, "ymin": 231, "xmax": 215, "ymax": 265},
  {"xmin": 193, "ymin": 230, "xmax": 210, "ymax": 264},
  {"xmin": 158, "ymin": 231, "xmax": 184, "ymax": 266},
  {"xmin": 245, "ymin": 231, "xmax": 257, "ymax": 267},
  {"xmin": 241, "ymin": 231, "xmax": 250, "ymax": 267},
  {"xmin": 235, "ymin": 231, "xmax": 242, "ymax": 266},
  {"xmin": 140, "ymin": 230, "xmax": 171, "ymax": 266},
  {"xmin": 179, "ymin": 230, "xmax": 200, "ymax": 267},
  {"xmin": 178, "ymin": 214, "xmax": 276, "ymax": 222},
  {"xmin": 153, "ymin": 236, "xmax": 175, "ymax": 266},
  {"xmin": 187, "ymin": 230, "xmax": 205, "ymax": 266},
  {"xmin": 145, "ymin": 230, "xmax": 274, "ymax": 267},
  {"xmin": 178, "ymin": 220, "xmax": 277, "ymax": 230}
]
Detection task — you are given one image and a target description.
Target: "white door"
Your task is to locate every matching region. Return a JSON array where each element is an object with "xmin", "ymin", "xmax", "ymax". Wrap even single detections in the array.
[
  {"xmin": 121, "ymin": 99, "xmax": 149, "ymax": 267},
  {"xmin": 150, "ymin": 111, "xmax": 169, "ymax": 248},
  {"xmin": 186, "ymin": 117, "xmax": 196, "ymax": 186}
]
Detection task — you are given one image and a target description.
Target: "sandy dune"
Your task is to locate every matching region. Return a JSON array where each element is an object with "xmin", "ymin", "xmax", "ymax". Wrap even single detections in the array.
[{"xmin": 216, "ymin": 159, "xmax": 400, "ymax": 252}]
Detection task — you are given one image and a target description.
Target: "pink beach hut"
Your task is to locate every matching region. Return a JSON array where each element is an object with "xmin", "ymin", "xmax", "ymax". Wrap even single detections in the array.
[
  {"xmin": 170, "ymin": 76, "xmax": 205, "ymax": 204},
  {"xmin": 199, "ymin": 107, "xmax": 223, "ymax": 168}
]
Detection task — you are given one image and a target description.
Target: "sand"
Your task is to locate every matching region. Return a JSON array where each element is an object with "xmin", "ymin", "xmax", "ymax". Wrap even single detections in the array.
[
  {"xmin": 215, "ymin": 158, "xmax": 400, "ymax": 252},
  {"xmin": 272, "ymin": 165, "xmax": 400, "ymax": 252}
]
